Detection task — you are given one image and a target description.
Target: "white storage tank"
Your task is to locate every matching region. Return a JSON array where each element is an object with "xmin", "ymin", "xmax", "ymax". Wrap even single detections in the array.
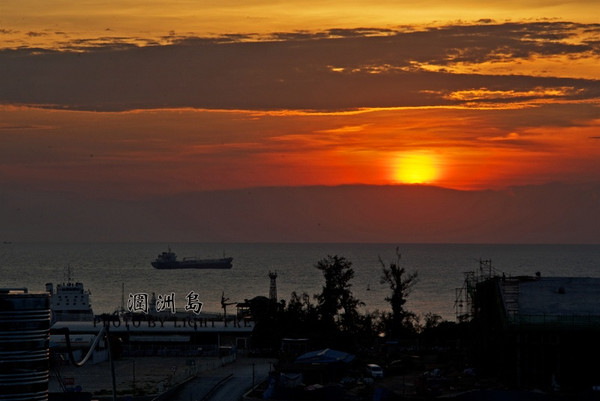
[{"xmin": 0, "ymin": 288, "xmax": 51, "ymax": 401}]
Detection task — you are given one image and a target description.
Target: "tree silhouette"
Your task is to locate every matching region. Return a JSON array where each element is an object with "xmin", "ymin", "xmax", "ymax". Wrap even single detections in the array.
[
  {"xmin": 314, "ymin": 255, "xmax": 364, "ymax": 335},
  {"xmin": 380, "ymin": 247, "xmax": 419, "ymax": 337}
]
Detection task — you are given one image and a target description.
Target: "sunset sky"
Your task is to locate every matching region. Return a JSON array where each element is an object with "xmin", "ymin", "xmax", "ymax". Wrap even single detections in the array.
[{"xmin": 1, "ymin": 1, "xmax": 600, "ymax": 242}]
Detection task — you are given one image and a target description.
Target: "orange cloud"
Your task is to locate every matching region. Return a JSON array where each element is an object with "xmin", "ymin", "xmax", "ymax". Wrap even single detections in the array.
[{"xmin": 1, "ymin": 87, "xmax": 599, "ymax": 197}]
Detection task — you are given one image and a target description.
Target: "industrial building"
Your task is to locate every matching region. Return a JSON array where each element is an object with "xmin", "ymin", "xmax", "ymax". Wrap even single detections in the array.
[{"xmin": 461, "ymin": 265, "xmax": 600, "ymax": 391}]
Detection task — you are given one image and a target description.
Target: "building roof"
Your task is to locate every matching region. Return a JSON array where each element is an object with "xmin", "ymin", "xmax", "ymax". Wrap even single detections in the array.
[
  {"xmin": 51, "ymin": 318, "xmax": 254, "ymax": 334},
  {"xmin": 518, "ymin": 277, "xmax": 600, "ymax": 316},
  {"xmin": 294, "ymin": 348, "xmax": 355, "ymax": 364}
]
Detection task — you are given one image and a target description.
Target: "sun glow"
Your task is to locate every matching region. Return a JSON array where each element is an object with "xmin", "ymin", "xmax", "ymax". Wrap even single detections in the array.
[{"xmin": 393, "ymin": 152, "xmax": 440, "ymax": 184}]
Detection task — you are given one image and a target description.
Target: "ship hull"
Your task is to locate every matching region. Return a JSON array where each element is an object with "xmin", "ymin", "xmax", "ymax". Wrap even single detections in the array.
[{"xmin": 151, "ymin": 257, "xmax": 233, "ymax": 269}]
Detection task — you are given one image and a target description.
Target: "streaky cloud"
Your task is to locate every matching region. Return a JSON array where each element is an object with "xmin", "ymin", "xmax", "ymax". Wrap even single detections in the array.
[{"xmin": 0, "ymin": 21, "xmax": 598, "ymax": 112}]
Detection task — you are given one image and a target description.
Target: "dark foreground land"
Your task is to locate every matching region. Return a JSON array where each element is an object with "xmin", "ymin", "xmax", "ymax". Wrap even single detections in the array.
[
  {"xmin": 49, "ymin": 352, "xmax": 600, "ymax": 401},
  {"xmin": 49, "ymin": 355, "xmax": 273, "ymax": 400}
]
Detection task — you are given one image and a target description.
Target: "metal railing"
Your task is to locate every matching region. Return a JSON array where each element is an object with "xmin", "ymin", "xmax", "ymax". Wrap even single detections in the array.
[{"xmin": 506, "ymin": 312, "xmax": 600, "ymax": 329}]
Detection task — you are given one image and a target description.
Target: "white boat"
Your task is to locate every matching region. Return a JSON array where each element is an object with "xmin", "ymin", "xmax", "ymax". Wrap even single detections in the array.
[{"xmin": 46, "ymin": 268, "xmax": 94, "ymax": 323}]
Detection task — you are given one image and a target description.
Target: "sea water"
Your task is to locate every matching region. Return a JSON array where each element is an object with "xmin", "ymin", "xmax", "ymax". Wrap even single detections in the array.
[{"xmin": 2, "ymin": 242, "xmax": 600, "ymax": 321}]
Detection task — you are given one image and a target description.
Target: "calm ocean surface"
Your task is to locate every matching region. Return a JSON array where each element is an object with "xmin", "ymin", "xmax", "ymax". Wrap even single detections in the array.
[{"xmin": 2, "ymin": 243, "xmax": 600, "ymax": 321}]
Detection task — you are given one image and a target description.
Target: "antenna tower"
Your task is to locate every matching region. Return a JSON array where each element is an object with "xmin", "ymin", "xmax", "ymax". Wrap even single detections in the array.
[{"xmin": 269, "ymin": 271, "xmax": 278, "ymax": 301}]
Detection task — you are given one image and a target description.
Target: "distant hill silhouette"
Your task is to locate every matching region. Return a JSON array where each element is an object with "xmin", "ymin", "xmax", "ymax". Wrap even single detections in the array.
[{"xmin": 2, "ymin": 182, "xmax": 599, "ymax": 243}]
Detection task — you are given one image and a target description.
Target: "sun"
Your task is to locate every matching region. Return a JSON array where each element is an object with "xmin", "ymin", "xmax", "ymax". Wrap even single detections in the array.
[{"xmin": 393, "ymin": 152, "xmax": 440, "ymax": 184}]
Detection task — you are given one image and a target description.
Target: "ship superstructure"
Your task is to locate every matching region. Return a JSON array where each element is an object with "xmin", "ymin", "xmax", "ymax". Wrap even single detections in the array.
[{"xmin": 46, "ymin": 268, "xmax": 93, "ymax": 323}]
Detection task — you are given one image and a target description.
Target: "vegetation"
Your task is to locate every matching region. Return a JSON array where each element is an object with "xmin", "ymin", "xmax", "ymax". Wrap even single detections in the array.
[
  {"xmin": 379, "ymin": 247, "xmax": 419, "ymax": 338},
  {"xmin": 247, "ymin": 249, "xmax": 461, "ymax": 358},
  {"xmin": 314, "ymin": 255, "xmax": 364, "ymax": 338}
]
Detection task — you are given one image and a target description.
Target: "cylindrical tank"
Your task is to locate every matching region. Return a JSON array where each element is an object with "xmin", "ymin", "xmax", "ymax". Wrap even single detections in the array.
[{"xmin": 0, "ymin": 288, "xmax": 51, "ymax": 401}]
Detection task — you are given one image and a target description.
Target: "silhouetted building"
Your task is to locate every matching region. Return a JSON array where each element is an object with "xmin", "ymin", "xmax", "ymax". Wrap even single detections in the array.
[{"xmin": 472, "ymin": 274, "xmax": 600, "ymax": 391}]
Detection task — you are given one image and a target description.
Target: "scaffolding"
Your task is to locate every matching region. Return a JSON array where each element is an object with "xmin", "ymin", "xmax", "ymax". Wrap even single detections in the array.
[{"xmin": 454, "ymin": 259, "xmax": 499, "ymax": 321}]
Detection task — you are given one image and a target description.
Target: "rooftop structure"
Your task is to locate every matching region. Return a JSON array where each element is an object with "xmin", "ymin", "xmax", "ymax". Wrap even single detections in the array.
[
  {"xmin": 483, "ymin": 275, "xmax": 600, "ymax": 329},
  {"xmin": 470, "ymin": 270, "xmax": 600, "ymax": 390}
]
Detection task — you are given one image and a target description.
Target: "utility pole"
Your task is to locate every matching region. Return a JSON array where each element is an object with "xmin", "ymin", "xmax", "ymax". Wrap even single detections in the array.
[{"xmin": 221, "ymin": 291, "xmax": 235, "ymax": 327}]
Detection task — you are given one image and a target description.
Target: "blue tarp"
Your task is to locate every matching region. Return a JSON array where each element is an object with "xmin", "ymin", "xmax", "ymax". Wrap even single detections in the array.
[{"xmin": 294, "ymin": 348, "xmax": 355, "ymax": 364}]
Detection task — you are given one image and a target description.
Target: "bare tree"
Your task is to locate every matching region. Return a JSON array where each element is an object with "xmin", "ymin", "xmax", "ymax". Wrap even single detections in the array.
[{"xmin": 380, "ymin": 247, "xmax": 419, "ymax": 336}]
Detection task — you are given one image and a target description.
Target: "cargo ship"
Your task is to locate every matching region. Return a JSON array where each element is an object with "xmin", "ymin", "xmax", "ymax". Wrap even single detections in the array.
[{"xmin": 151, "ymin": 247, "xmax": 233, "ymax": 269}]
